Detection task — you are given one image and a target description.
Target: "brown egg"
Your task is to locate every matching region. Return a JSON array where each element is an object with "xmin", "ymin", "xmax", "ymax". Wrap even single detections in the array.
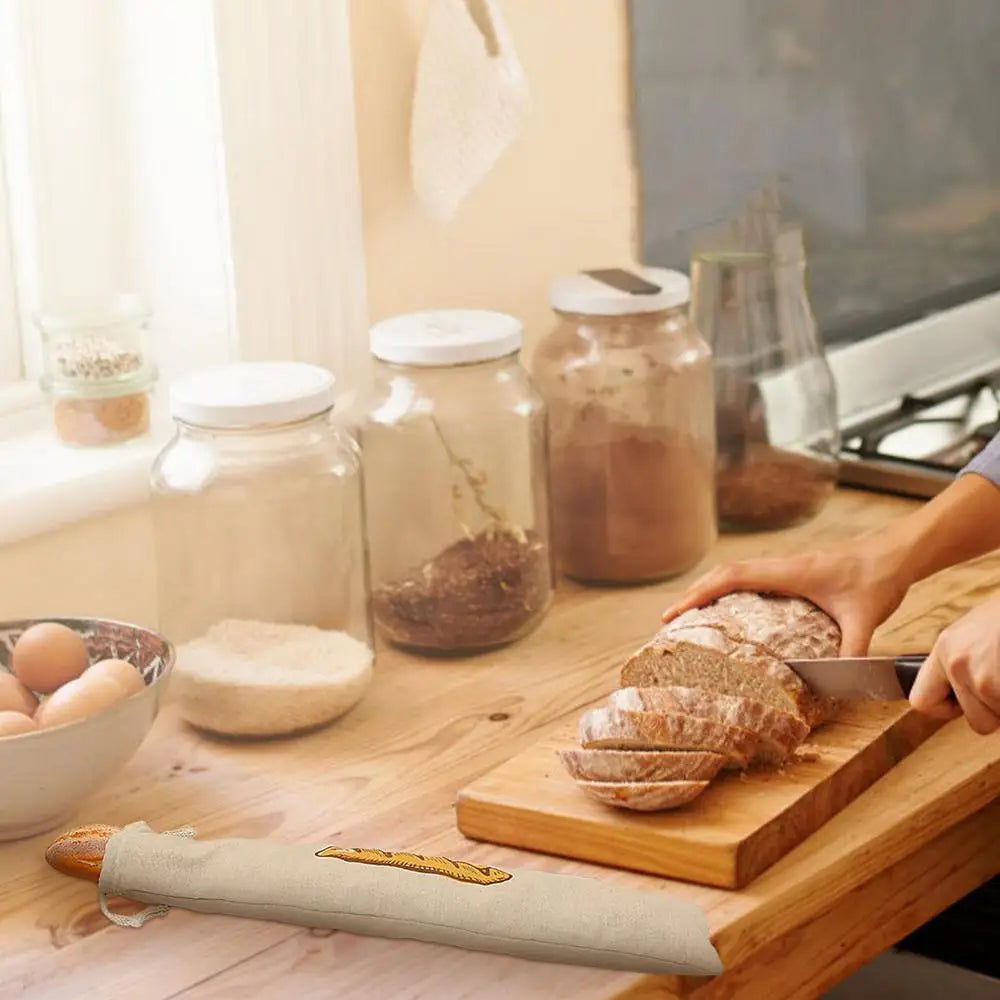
[
  {"xmin": 0, "ymin": 671, "xmax": 39, "ymax": 715},
  {"xmin": 34, "ymin": 673, "xmax": 127, "ymax": 729},
  {"xmin": 0, "ymin": 710, "xmax": 37, "ymax": 737},
  {"xmin": 11, "ymin": 623, "xmax": 89, "ymax": 694},
  {"xmin": 86, "ymin": 658, "xmax": 145, "ymax": 697}
]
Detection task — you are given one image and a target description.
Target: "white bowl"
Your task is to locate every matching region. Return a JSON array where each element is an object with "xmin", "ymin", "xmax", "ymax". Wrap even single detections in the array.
[{"xmin": 0, "ymin": 617, "xmax": 173, "ymax": 841}]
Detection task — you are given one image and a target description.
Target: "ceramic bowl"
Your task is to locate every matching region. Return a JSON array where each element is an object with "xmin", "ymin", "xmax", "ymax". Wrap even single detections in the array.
[{"xmin": 0, "ymin": 617, "xmax": 173, "ymax": 841}]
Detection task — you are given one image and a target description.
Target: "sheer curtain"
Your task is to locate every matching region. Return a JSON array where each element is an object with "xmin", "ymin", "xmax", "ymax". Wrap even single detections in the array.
[{"xmin": 0, "ymin": 0, "xmax": 368, "ymax": 414}]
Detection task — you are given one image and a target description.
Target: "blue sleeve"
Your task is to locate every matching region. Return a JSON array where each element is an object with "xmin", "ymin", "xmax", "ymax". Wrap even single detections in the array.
[{"xmin": 960, "ymin": 431, "xmax": 1000, "ymax": 488}]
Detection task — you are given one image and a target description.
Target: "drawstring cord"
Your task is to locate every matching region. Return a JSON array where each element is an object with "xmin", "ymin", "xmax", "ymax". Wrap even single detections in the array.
[{"xmin": 99, "ymin": 826, "xmax": 196, "ymax": 928}]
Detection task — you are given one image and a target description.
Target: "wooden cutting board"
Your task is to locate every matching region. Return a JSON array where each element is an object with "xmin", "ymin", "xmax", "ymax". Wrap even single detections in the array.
[{"xmin": 456, "ymin": 700, "xmax": 943, "ymax": 889}]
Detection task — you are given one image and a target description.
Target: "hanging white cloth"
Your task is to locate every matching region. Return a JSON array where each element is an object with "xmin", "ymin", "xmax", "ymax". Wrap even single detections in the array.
[{"xmin": 410, "ymin": 0, "xmax": 531, "ymax": 222}]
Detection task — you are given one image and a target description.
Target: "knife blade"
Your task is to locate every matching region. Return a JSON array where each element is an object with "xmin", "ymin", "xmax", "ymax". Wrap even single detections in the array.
[{"xmin": 783, "ymin": 654, "xmax": 928, "ymax": 701}]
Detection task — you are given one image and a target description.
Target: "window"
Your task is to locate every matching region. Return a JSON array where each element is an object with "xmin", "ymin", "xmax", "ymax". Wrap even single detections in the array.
[
  {"xmin": 0, "ymin": 143, "xmax": 20, "ymax": 386},
  {"xmin": 0, "ymin": 0, "xmax": 367, "ymax": 420},
  {"xmin": 0, "ymin": 0, "xmax": 368, "ymax": 540}
]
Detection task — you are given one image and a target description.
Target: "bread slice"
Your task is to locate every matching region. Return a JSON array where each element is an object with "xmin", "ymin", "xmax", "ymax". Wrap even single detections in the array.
[
  {"xmin": 579, "ymin": 706, "xmax": 759, "ymax": 769},
  {"xmin": 610, "ymin": 686, "xmax": 809, "ymax": 765},
  {"xmin": 577, "ymin": 779, "xmax": 710, "ymax": 812},
  {"xmin": 621, "ymin": 593, "xmax": 840, "ymax": 727},
  {"xmin": 559, "ymin": 747, "xmax": 726, "ymax": 784}
]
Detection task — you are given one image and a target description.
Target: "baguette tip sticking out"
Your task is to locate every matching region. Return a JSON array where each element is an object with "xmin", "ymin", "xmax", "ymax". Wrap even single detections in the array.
[{"xmin": 45, "ymin": 824, "xmax": 120, "ymax": 882}]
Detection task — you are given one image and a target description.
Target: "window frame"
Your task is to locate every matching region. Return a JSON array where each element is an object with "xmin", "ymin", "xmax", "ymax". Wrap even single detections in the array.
[
  {"xmin": 0, "ymin": 0, "xmax": 369, "ymax": 543},
  {"xmin": 0, "ymin": 0, "xmax": 368, "ymax": 434}
]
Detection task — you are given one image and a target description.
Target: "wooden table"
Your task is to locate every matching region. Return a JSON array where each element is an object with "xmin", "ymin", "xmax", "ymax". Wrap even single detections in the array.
[{"xmin": 2, "ymin": 489, "xmax": 999, "ymax": 1000}]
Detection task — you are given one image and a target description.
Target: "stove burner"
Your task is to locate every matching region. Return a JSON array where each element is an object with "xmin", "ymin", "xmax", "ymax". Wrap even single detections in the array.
[{"xmin": 838, "ymin": 379, "xmax": 1000, "ymax": 498}]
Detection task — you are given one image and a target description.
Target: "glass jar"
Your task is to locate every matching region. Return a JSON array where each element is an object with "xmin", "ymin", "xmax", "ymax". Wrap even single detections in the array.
[
  {"xmin": 360, "ymin": 310, "xmax": 554, "ymax": 655},
  {"xmin": 36, "ymin": 293, "xmax": 157, "ymax": 447},
  {"xmin": 532, "ymin": 267, "xmax": 717, "ymax": 584},
  {"xmin": 150, "ymin": 362, "xmax": 373, "ymax": 738},
  {"xmin": 691, "ymin": 229, "xmax": 840, "ymax": 532}
]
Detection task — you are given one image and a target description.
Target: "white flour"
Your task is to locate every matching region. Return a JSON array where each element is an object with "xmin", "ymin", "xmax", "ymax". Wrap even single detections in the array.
[{"xmin": 172, "ymin": 619, "xmax": 374, "ymax": 737}]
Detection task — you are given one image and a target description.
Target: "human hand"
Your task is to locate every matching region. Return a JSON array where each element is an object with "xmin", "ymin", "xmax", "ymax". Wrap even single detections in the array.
[
  {"xmin": 909, "ymin": 595, "xmax": 1000, "ymax": 734},
  {"xmin": 662, "ymin": 533, "xmax": 914, "ymax": 657}
]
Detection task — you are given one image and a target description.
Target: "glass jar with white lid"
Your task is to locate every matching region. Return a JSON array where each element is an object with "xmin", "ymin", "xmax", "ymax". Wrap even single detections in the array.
[
  {"xmin": 360, "ymin": 310, "xmax": 554, "ymax": 655},
  {"xmin": 532, "ymin": 267, "xmax": 717, "ymax": 584},
  {"xmin": 150, "ymin": 362, "xmax": 373, "ymax": 738}
]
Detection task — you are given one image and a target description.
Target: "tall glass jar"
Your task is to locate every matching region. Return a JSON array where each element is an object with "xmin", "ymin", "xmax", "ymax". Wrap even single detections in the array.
[
  {"xmin": 360, "ymin": 310, "xmax": 554, "ymax": 655},
  {"xmin": 532, "ymin": 267, "xmax": 717, "ymax": 584},
  {"xmin": 36, "ymin": 293, "xmax": 157, "ymax": 447},
  {"xmin": 691, "ymin": 229, "xmax": 839, "ymax": 532},
  {"xmin": 150, "ymin": 362, "xmax": 373, "ymax": 738}
]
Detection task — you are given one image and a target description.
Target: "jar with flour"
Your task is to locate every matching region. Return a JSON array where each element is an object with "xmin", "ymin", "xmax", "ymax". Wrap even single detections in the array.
[{"xmin": 150, "ymin": 362, "xmax": 373, "ymax": 738}]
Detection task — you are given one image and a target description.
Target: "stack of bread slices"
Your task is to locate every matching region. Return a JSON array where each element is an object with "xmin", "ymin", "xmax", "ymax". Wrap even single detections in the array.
[{"xmin": 559, "ymin": 592, "xmax": 841, "ymax": 811}]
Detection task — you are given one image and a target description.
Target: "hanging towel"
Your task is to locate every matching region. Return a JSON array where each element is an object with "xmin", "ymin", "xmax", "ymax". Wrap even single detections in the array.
[{"xmin": 410, "ymin": 0, "xmax": 531, "ymax": 222}]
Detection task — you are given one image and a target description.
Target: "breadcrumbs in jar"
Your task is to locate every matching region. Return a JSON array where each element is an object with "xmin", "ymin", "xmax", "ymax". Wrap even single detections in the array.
[{"xmin": 53, "ymin": 393, "xmax": 151, "ymax": 447}]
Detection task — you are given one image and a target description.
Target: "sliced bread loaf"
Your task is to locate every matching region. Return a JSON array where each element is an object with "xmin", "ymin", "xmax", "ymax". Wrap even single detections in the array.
[
  {"xmin": 579, "ymin": 706, "xmax": 760, "ymax": 769},
  {"xmin": 621, "ymin": 593, "xmax": 840, "ymax": 727},
  {"xmin": 577, "ymin": 779, "xmax": 710, "ymax": 812},
  {"xmin": 610, "ymin": 686, "xmax": 809, "ymax": 765},
  {"xmin": 559, "ymin": 747, "xmax": 726, "ymax": 784}
]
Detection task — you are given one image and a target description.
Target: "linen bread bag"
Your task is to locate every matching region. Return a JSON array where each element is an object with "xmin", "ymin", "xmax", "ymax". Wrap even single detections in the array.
[{"xmin": 46, "ymin": 822, "xmax": 723, "ymax": 977}]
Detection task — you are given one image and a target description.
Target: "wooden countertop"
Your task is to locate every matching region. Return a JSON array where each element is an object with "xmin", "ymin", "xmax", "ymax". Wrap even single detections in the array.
[{"xmin": 2, "ymin": 488, "xmax": 999, "ymax": 1000}]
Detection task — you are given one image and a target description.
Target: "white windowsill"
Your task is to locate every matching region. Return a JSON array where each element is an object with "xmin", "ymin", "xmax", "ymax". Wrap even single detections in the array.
[{"xmin": 0, "ymin": 395, "xmax": 172, "ymax": 546}]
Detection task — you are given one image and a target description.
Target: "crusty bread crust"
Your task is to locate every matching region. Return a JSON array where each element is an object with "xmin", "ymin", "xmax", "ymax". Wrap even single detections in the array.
[
  {"xmin": 674, "ymin": 592, "xmax": 841, "ymax": 663},
  {"xmin": 610, "ymin": 686, "xmax": 809, "ymax": 764},
  {"xmin": 44, "ymin": 824, "xmax": 120, "ymax": 882},
  {"xmin": 579, "ymin": 706, "xmax": 760, "ymax": 769},
  {"xmin": 577, "ymin": 779, "xmax": 710, "ymax": 812},
  {"xmin": 621, "ymin": 592, "xmax": 840, "ymax": 726},
  {"xmin": 559, "ymin": 747, "xmax": 726, "ymax": 783}
]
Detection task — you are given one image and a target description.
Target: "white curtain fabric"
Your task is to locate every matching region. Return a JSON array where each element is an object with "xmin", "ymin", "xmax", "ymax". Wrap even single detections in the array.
[{"xmin": 0, "ymin": 0, "xmax": 234, "ymax": 384}]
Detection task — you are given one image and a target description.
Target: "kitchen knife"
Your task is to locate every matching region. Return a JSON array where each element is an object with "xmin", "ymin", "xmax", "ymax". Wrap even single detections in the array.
[{"xmin": 783, "ymin": 654, "xmax": 930, "ymax": 701}]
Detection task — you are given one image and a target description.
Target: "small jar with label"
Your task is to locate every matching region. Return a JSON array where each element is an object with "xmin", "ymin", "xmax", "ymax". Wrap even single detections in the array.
[
  {"xmin": 532, "ymin": 267, "xmax": 718, "ymax": 584},
  {"xmin": 150, "ymin": 362, "xmax": 373, "ymax": 738},
  {"xmin": 360, "ymin": 310, "xmax": 555, "ymax": 655},
  {"xmin": 36, "ymin": 293, "xmax": 157, "ymax": 447}
]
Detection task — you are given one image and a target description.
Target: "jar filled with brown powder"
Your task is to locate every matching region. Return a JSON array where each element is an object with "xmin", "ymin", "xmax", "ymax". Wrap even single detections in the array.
[
  {"xmin": 360, "ymin": 310, "xmax": 554, "ymax": 655},
  {"xmin": 532, "ymin": 268, "xmax": 717, "ymax": 585}
]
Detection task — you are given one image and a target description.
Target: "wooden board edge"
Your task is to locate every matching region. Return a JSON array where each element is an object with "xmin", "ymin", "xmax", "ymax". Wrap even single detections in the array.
[
  {"xmin": 609, "ymin": 799, "xmax": 1000, "ymax": 999},
  {"xmin": 456, "ymin": 795, "xmax": 741, "ymax": 889},
  {"xmin": 730, "ymin": 708, "xmax": 945, "ymax": 887}
]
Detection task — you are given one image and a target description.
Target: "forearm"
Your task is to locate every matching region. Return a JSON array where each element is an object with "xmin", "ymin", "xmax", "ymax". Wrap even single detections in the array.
[{"xmin": 877, "ymin": 461, "xmax": 1000, "ymax": 587}]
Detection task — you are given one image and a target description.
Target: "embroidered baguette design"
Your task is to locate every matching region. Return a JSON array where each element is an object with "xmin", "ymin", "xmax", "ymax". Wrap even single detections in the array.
[{"xmin": 315, "ymin": 846, "xmax": 513, "ymax": 885}]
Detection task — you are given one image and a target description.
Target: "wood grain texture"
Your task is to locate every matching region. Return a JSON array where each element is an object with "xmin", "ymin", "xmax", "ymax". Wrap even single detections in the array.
[
  {"xmin": 458, "ymin": 702, "xmax": 942, "ymax": 888},
  {"xmin": 1, "ymin": 489, "xmax": 999, "ymax": 1000},
  {"xmin": 612, "ymin": 799, "xmax": 1000, "ymax": 1000}
]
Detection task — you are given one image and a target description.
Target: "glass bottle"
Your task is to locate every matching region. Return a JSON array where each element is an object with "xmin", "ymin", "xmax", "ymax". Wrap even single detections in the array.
[
  {"xmin": 360, "ymin": 310, "xmax": 554, "ymax": 655},
  {"xmin": 532, "ymin": 267, "xmax": 717, "ymax": 584},
  {"xmin": 691, "ymin": 227, "xmax": 840, "ymax": 532}
]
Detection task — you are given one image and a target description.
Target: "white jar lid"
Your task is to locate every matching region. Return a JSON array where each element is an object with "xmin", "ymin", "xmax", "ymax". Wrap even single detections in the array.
[
  {"xmin": 549, "ymin": 267, "xmax": 691, "ymax": 316},
  {"xmin": 169, "ymin": 362, "xmax": 337, "ymax": 428},
  {"xmin": 369, "ymin": 309, "xmax": 523, "ymax": 366}
]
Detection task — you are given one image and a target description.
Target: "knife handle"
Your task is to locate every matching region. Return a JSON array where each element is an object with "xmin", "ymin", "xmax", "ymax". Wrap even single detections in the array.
[{"xmin": 894, "ymin": 655, "xmax": 957, "ymax": 703}]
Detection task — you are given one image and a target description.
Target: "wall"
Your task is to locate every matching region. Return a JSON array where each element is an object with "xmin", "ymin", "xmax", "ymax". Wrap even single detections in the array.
[
  {"xmin": 0, "ymin": 0, "xmax": 636, "ymax": 622},
  {"xmin": 352, "ymin": 0, "xmax": 636, "ymax": 351}
]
